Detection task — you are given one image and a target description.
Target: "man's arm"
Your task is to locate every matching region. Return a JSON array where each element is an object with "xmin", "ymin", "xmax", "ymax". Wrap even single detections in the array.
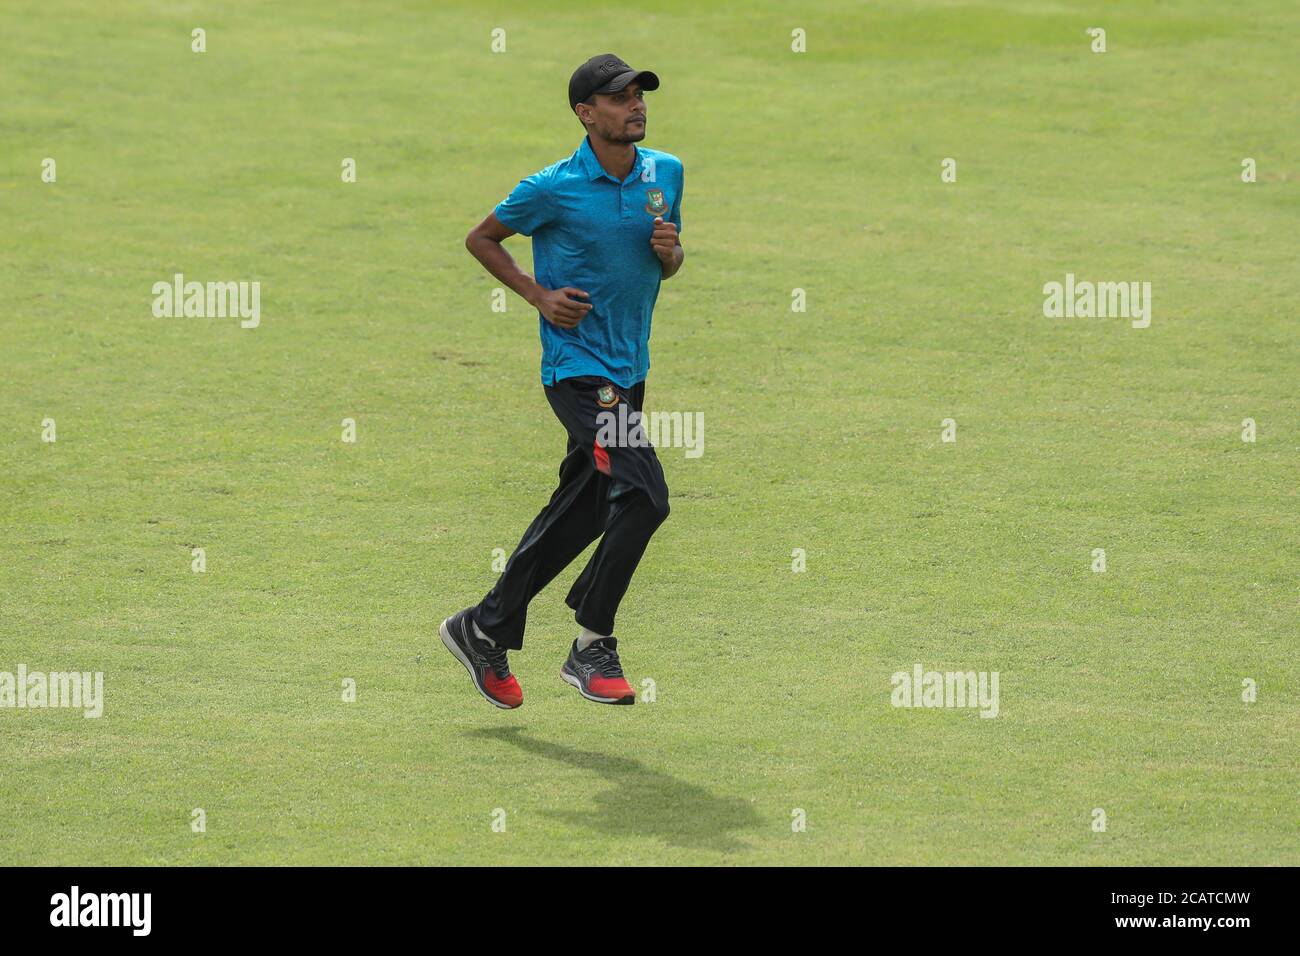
[
  {"xmin": 650, "ymin": 217, "xmax": 684, "ymax": 279},
  {"xmin": 465, "ymin": 212, "xmax": 592, "ymax": 329}
]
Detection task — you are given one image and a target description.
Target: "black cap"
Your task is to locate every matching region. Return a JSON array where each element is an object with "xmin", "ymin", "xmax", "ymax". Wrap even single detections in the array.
[{"xmin": 568, "ymin": 53, "xmax": 660, "ymax": 111}]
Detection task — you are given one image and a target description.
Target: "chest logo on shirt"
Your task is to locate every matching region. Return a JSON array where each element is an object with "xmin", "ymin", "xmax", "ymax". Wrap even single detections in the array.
[
  {"xmin": 596, "ymin": 385, "xmax": 619, "ymax": 408},
  {"xmin": 644, "ymin": 188, "xmax": 667, "ymax": 216}
]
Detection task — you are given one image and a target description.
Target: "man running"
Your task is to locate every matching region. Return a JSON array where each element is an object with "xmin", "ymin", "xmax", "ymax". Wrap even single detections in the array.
[{"xmin": 440, "ymin": 53, "xmax": 685, "ymax": 708}]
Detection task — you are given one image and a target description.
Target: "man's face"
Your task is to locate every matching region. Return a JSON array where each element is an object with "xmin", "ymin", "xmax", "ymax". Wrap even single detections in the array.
[{"xmin": 577, "ymin": 82, "xmax": 646, "ymax": 143}]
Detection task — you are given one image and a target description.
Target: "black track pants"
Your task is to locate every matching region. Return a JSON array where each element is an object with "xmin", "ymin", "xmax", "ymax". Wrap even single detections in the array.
[{"xmin": 472, "ymin": 375, "xmax": 670, "ymax": 650}]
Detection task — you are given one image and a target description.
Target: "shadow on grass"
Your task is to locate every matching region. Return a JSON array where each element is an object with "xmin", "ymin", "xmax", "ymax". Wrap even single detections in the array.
[{"xmin": 468, "ymin": 726, "xmax": 760, "ymax": 853}]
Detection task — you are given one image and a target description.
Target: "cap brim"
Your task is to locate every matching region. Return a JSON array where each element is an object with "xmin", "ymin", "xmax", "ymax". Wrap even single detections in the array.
[{"xmin": 595, "ymin": 69, "xmax": 660, "ymax": 96}]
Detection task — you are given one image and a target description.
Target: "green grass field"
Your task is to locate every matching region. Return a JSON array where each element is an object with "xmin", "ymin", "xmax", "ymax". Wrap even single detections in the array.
[{"xmin": 2, "ymin": 0, "xmax": 1296, "ymax": 866}]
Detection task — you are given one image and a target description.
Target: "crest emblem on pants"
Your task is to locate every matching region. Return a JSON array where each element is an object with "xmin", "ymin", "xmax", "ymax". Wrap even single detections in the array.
[
  {"xmin": 596, "ymin": 384, "xmax": 618, "ymax": 408},
  {"xmin": 644, "ymin": 188, "xmax": 667, "ymax": 215}
]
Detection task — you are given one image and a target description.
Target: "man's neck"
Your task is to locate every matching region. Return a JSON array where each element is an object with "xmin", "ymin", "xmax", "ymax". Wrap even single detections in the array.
[{"xmin": 589, "ymin": 135, "xmax": 636, "ymax": 181}]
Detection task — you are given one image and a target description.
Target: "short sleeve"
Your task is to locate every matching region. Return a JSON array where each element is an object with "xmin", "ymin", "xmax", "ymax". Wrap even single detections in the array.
[
  {"xmin": 494, "ymin": 173, "xmax": 554, "ymax": 237},
  {"xmin": 669, "ymin": 164, "xmax": 683, "ymax": 234}
]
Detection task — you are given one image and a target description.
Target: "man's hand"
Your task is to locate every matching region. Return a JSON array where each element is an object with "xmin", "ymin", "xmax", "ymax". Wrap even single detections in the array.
[
  {"xmin": 532, "ymin": 286, "xmax": 593, "ymax": 329},
  {"xmin": 650, "ymin": 217, "xmax": 679, "ymax": 264}
]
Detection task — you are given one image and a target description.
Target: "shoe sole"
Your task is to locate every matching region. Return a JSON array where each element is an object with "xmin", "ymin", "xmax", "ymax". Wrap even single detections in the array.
[
  {"xmin": 560, "ymin": 667, "xmax": 635, "ymax": 705},
  {"xmin": 440, "ymin": 617, "xmax": 519, "ymax": 710}
]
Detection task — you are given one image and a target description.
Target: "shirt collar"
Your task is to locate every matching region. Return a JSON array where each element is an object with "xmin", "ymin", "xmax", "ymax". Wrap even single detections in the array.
[{"xmin": 578, "ymin": 135, "xmax": 642, "ymax": 184}]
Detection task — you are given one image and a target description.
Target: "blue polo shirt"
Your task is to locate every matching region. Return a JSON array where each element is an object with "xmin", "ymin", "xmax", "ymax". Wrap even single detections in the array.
[{"xmin": 494, "ymin": 136, "xmax": 684, "ymax": 389}]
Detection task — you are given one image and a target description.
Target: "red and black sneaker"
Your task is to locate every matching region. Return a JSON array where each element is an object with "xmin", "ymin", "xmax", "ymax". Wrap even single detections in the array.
[
  {"xmin": 439, "ymin": 609, "xmax": 522, "ymax": 709},
  {"xmin": 560, "ymin": 637, "xmax": 635, "ymax": 705}
]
